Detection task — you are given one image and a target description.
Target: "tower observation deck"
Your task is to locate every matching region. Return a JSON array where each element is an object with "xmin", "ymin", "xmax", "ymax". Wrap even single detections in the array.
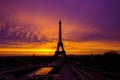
[{"xmin": 54, "ymin": 20, "xmax": 67, "ymax": 58}]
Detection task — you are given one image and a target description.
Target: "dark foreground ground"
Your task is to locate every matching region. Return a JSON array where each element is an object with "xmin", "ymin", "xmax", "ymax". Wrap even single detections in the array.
[
  {"xmin": 0, "ymin": 51, "xmax": 120, "ymax": 73},
  {"xmin": 0, "ymin": 51, "xmax": 120, "ymax": 80}
]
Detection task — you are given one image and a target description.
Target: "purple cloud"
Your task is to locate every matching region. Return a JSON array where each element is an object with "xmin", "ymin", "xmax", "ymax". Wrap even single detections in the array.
[{"xmin": 0, "ymin": 0, "xmax": 120, "ymax": 44}]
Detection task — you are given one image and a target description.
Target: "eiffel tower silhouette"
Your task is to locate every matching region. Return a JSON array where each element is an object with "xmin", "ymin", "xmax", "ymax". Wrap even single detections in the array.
[{"xmin": 54, "ymin": 20, "xmax": 67, "ymax": 58}]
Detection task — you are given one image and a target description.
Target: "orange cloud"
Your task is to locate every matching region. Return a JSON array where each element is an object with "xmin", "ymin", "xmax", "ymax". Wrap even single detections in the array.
[{"xmin": 0, "ymin": 41, "xmax": 120, "ymax": 56}]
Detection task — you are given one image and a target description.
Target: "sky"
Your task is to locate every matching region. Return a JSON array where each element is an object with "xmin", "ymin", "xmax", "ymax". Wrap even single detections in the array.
[{"xmin": 0, "ymin": 0, "xmax": 120, "ymax": 56}]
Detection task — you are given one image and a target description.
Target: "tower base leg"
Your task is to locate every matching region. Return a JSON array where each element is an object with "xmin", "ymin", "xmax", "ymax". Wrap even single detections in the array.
[{"xmin": 54, "ymin": 51, "xmax": 67, "ymax": 59}]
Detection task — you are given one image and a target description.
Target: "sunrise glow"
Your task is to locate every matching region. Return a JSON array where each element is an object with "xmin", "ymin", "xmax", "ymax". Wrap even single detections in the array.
[{"xmin": 0, "ymin": 0, "xmax": 120, "ymax": 56}]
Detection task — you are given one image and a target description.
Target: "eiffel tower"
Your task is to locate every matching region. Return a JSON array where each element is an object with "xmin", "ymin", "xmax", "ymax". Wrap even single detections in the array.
[{"xmin": 54, "ymin": 20, "xmax": 67, "ymax": 58}]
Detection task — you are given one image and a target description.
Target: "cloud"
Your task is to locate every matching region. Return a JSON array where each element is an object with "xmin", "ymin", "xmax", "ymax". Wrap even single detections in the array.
[
  {"xmin": 0, "ymin": 0, "xmax": 120, "ymax": 44},
  {"xmin": 0, "ymin": 20, "xmax": 50, "ymax": 44}
]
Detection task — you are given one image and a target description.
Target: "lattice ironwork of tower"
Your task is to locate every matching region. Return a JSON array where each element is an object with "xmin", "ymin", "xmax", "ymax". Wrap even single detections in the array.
[{"xmin": 54, "ymin": 20, "xmax": 67, "ymax": 58}]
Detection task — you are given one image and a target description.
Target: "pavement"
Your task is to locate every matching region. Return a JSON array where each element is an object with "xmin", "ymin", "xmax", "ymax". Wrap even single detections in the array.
[{"xmin": 55, "ymin": 63, "xmax": 74, "ymax": 80}]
